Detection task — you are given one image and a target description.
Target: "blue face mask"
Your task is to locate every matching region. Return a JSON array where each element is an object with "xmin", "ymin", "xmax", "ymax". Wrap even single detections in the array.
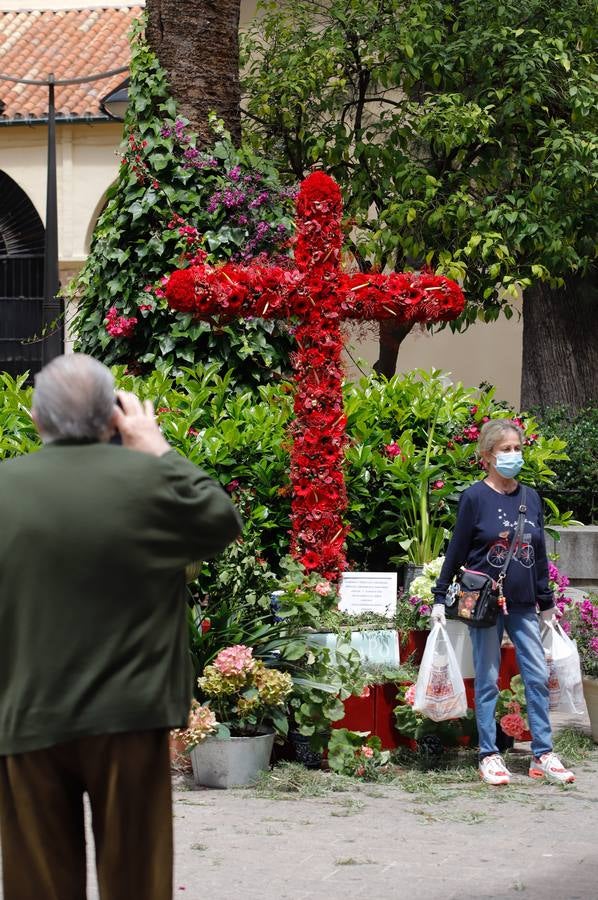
[{"xmin": 494, "ymin": 450, "xmax": 523, "ymax": 478}]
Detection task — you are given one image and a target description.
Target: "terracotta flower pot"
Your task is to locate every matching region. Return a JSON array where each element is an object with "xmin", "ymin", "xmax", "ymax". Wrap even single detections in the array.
[{"xmin": 398, "ymin": 629, "xmax": 429, "ymax": 665}]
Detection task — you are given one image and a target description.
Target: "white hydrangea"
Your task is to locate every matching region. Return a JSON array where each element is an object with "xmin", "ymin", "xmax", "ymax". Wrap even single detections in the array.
[
  {"xmin": 423, "ymin": 555, "xmax": 445, "ymax": 579},
  {"xmin": 408, "ymin": 574, "xmax": 433, "ymax": 601},
  {"xmin": 408, "ymin": 556, "xmax": 445, "ymax": 601}
]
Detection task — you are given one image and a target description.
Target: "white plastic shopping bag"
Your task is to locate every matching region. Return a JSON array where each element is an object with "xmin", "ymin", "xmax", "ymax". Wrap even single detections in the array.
[
  {"xmin": 413, "ymin": 622, "xmax": 468, "ymax": 721},
  {"xmin": 542, "ymin": 621, "xmax": 586, "ymax": 715}
]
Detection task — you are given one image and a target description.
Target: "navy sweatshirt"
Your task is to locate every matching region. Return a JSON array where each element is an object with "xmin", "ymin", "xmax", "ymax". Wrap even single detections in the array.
[{"xmin": 432, "ymin": 480, "xmax": 553, "ymax": 611}]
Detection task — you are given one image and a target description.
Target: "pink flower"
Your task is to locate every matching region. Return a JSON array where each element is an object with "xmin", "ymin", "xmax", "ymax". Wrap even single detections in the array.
[
  {"xmin": 361, "ymin": 746, "xmax": 374, "ymax": 758},
  {"xmin": 213, "ymin": 645, "xmax": 255, "ymax": 676},
  {"xmin": 105, "ymin": 306, "xmax": 137, "ymax": 338},
  {"xmin": 315, "ymin": 580, "xmax": 331, "ymax": 596},
  {"xmin": 226, "ymin": 480, "xmax": 240, "ymax": 493},
  {"xmin": 405, "ymin": 684, "xmax": 417, "ymax": 706},
  {"xmin": 355, "ymin": 765, "xmax": 366, "ymax": 776},
  {"xmin": 499, "ymin": 712, "xmax": 527, "ymax": 739},
  {"xmin": 432, "ymin": 480, "xmax": 445, "ymax": 490},
  {"xmin": 462, "ymin": 424, "xmax": 480, "ymax": 442},
  {"xmin": 384, "ymin": 441, "xmax": 403, "ymax": 459},
  {"xmin": 359, "ymin": 685, "xmax": 371, "ymax": 699}
]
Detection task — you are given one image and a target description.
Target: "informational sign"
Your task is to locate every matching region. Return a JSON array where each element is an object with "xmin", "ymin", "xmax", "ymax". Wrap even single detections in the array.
[{"xmin": 338, "ymin": 571, "xmax": 398, "ymax": 618}]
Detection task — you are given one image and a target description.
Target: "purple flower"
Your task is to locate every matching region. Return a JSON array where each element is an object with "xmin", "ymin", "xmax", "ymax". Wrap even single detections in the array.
[
  {"xmin": 228, "ymin": 165, "xmax": 241, "ymax": 182},
  {"xmin": 419, "ymin": 604, "xmax": 431, "ymax": 617}
]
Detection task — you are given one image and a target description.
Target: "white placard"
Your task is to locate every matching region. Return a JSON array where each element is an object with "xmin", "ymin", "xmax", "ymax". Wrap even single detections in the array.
[{"xmin": 338, "ymin": 571, "xmax": 397, "ymax": 618}]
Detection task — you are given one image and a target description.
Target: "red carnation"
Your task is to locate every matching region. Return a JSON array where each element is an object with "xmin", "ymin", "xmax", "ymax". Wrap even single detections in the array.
[{"xmin": 165, "ymin": 268, "xmax": 196, "ymax": 313}]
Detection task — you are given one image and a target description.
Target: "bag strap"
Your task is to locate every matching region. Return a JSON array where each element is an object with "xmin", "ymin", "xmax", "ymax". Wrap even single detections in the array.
[{"xmin": 497, "ymin": 486, "xmax": 527, "ymax": 589}]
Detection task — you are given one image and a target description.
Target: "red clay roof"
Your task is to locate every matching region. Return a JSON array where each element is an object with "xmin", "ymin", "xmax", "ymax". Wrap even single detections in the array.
[{"xmin": 0, "ymin": 6, "xmax": 142, "ymax": 123}]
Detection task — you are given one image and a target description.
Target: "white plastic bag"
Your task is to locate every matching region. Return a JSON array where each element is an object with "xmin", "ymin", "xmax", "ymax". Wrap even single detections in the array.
[
  {"xmin": 413, "ymin": 622, "xmax": 468, "ymax": 721},
  {"xmin": 542, "ymin": 621, "xmax": 585, "ymax": 715}
]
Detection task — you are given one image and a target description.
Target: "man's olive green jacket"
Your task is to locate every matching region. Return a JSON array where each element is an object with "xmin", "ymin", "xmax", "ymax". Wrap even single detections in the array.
[{"xmin": 0, "ymin": 441, "xmax": 242, "ymax": 755}]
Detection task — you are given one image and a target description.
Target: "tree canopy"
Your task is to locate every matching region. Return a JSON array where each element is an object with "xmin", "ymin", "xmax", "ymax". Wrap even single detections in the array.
[{"xmin": 242, "ymin": 0, "xmax": 597, "ymax": 333}]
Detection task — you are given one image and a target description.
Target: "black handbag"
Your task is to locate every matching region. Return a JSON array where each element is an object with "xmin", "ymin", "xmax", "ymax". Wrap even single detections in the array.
[{"xmin": 445, "ymin": 488, "xmax": 527, "ymax": 629}]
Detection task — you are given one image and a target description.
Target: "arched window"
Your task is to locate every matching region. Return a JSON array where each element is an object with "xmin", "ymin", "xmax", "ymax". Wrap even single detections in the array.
[{"xmin": 0, "ymin": 172, "xmax": 45, "ymax": 379}]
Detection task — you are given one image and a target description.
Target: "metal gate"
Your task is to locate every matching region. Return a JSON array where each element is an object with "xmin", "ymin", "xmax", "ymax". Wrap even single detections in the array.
[
  {"xmin": 0, "ymin": 255, "xmax": 44, "ymax": 378},
  {"xmin": 0, "ymin": 171, "xmax": 46, "ymax": 380}
]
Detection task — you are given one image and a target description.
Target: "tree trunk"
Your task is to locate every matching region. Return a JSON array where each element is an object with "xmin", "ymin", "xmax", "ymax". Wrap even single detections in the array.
[
  {"xmin": 373, "ymin": 319, "xmax": 413, "ymax": 378},
  {"xmin": 146, "ymin": 0, "xmax": 241, "ymax": 147},
  {"xmin": 521, "ymin": 271, "xmax": 598, "ymax": 412}
]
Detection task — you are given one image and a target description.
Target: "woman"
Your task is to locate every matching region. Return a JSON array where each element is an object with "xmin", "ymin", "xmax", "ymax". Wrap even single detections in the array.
[{"xmin": 431, "ymin": 419, "xmax": 575, "ymax": 786}]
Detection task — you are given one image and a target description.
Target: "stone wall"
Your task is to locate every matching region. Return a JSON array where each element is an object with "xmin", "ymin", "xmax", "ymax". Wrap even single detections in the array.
[{"xmin": 545, "ymin": 526, "xmax": 598, "ymax": 592}]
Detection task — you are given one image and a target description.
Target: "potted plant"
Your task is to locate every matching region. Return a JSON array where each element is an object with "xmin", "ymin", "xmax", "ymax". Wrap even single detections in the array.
[
  {"xmin": 181, "ymin": 644, "xmax": 294, "ymax": 787},
  {"xmin": 394, "ymin": 683, "xmax": 476, "ymax": 753},
  {"xmin": 564, "ymin": 595, "xmax": 598, "ymax": 743},
  {"xmin": 395, "ymin": 557, "xmax": 442, "ymax": 663},
  {"xmin": 327, "ymin": 729, "xmax": 390, "ymax": 779}
]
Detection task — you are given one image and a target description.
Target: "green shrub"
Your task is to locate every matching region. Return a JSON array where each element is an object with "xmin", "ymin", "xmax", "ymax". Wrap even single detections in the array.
[
  {"xmin": 0, "ymin": 373, "xmax": 39, "ymax": 460},
  {"xmin": 1, "ymin": 367, "xmax": 571, "ymax": 573},
  {"xmin": 533, "ymin": 406, "xmax": 598, "ymax": 524}
]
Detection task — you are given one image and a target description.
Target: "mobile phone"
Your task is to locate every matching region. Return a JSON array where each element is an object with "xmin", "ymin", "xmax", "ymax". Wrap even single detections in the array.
[{"xmin": 109, "ymin": 395, "xmax": 123, "ymax": 445}]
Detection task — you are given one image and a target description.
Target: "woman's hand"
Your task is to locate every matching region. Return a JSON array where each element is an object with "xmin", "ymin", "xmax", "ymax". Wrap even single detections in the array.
[{"xmin": 430, "ymin": 604, "xmax": 447, "ymax": 626}]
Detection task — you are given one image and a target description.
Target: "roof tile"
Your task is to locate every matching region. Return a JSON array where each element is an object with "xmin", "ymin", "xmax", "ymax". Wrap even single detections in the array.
[{"xmin": 0, "ymin": 6, "xmax": 142, "ymax": 122}]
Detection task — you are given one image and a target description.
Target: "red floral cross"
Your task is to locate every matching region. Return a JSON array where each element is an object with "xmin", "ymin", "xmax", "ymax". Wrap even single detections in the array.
[{"xmin": 165, "ymin": 172, "xmax": 465, "ymax": 581}]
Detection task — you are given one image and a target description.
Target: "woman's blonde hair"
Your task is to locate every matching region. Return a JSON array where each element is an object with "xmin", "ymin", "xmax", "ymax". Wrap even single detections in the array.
[{"xmin": 477, "ymin": 418, "xmax": 524, "ymax": 456}]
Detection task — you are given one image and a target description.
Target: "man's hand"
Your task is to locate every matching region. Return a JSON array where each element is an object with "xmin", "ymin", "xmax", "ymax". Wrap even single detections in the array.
[
  {"xmin": 113, "ymin": 392, "xmax": 171, "ymax": 457},
  {"xmin": 430, "ymin": 604, "xmax": 446, "ymax": 627}
]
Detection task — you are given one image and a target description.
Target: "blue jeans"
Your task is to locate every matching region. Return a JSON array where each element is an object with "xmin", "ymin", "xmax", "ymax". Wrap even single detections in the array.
[{"xmin": 469, "ymin": 608, "xmax": 552, "ymax": 760}]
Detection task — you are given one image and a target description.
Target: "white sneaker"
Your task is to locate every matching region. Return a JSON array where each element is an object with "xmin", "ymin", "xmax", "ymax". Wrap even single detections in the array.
[
  {"xmin": 529, "ymin": 752, "xmax": 575, "ymax": 784},
  {"xmin": 479, "ymin": 754, "xmax": 512, "ymax": 785}
]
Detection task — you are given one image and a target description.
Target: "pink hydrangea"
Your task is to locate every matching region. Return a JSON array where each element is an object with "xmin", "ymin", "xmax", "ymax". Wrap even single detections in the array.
[{"xmin": 213, "ymin": 645, "xmax": 255, "ymax": 676}]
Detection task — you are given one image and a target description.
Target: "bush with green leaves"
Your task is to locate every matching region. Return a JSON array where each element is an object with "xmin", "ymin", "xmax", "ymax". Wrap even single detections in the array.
[
  {"xmin": 71, "ymin": 25, "xmax": 295, "ymax": 388},
  {"xmin": 0, "ymin": 374, "xmax": 38, "ymax": 460},
  {"xmin": 532, "ymin": 407, "xmax": 598, "ymax": 524},
  {"xmin": 1, "ymin": 367, "xmax": 573, "ymax": 572},
  {"xmin": 343, "ymin": 369, "xmax": 571, "ymax": 569}
]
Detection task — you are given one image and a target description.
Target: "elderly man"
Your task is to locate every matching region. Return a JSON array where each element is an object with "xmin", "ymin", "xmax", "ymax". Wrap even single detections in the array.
[{"xmin": 0, "ymin": 354, "xmax": 242, "ymax": 900}]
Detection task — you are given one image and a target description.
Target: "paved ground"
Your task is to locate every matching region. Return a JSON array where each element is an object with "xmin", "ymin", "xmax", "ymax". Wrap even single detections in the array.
[
  {"xmin": 168, "ymin": 745, "xmax": 598, "ymax": 900},
  {"xmin": 2, "ymin": 714, "xmax": 596, "ymax": 899}
]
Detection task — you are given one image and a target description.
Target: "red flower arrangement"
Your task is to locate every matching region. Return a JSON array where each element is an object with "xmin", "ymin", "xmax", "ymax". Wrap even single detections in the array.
[{"xmin": 164, "ymin": 172, "xmax": 465, "ymax": 582}]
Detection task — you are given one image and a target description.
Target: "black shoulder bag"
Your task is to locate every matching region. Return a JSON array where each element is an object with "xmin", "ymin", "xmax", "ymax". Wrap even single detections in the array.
[{"xmin": 445, "ymin": 488, "xmax": 527, "ymax": 629}]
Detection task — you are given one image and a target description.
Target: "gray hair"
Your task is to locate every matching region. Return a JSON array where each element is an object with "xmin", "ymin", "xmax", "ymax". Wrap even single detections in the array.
[
  {"xmin": 478, "ymin": 418, "xmax": 524, "ymax": 455},
  {"xmin": 32, "ymin": 354, "xmax": 115, "ymax": 442}
]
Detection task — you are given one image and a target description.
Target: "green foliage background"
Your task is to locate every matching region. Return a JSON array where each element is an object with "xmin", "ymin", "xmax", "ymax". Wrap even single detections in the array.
[{"xmin": 1, "ymin": 367, "xmax": 571, "ymax": 569}]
